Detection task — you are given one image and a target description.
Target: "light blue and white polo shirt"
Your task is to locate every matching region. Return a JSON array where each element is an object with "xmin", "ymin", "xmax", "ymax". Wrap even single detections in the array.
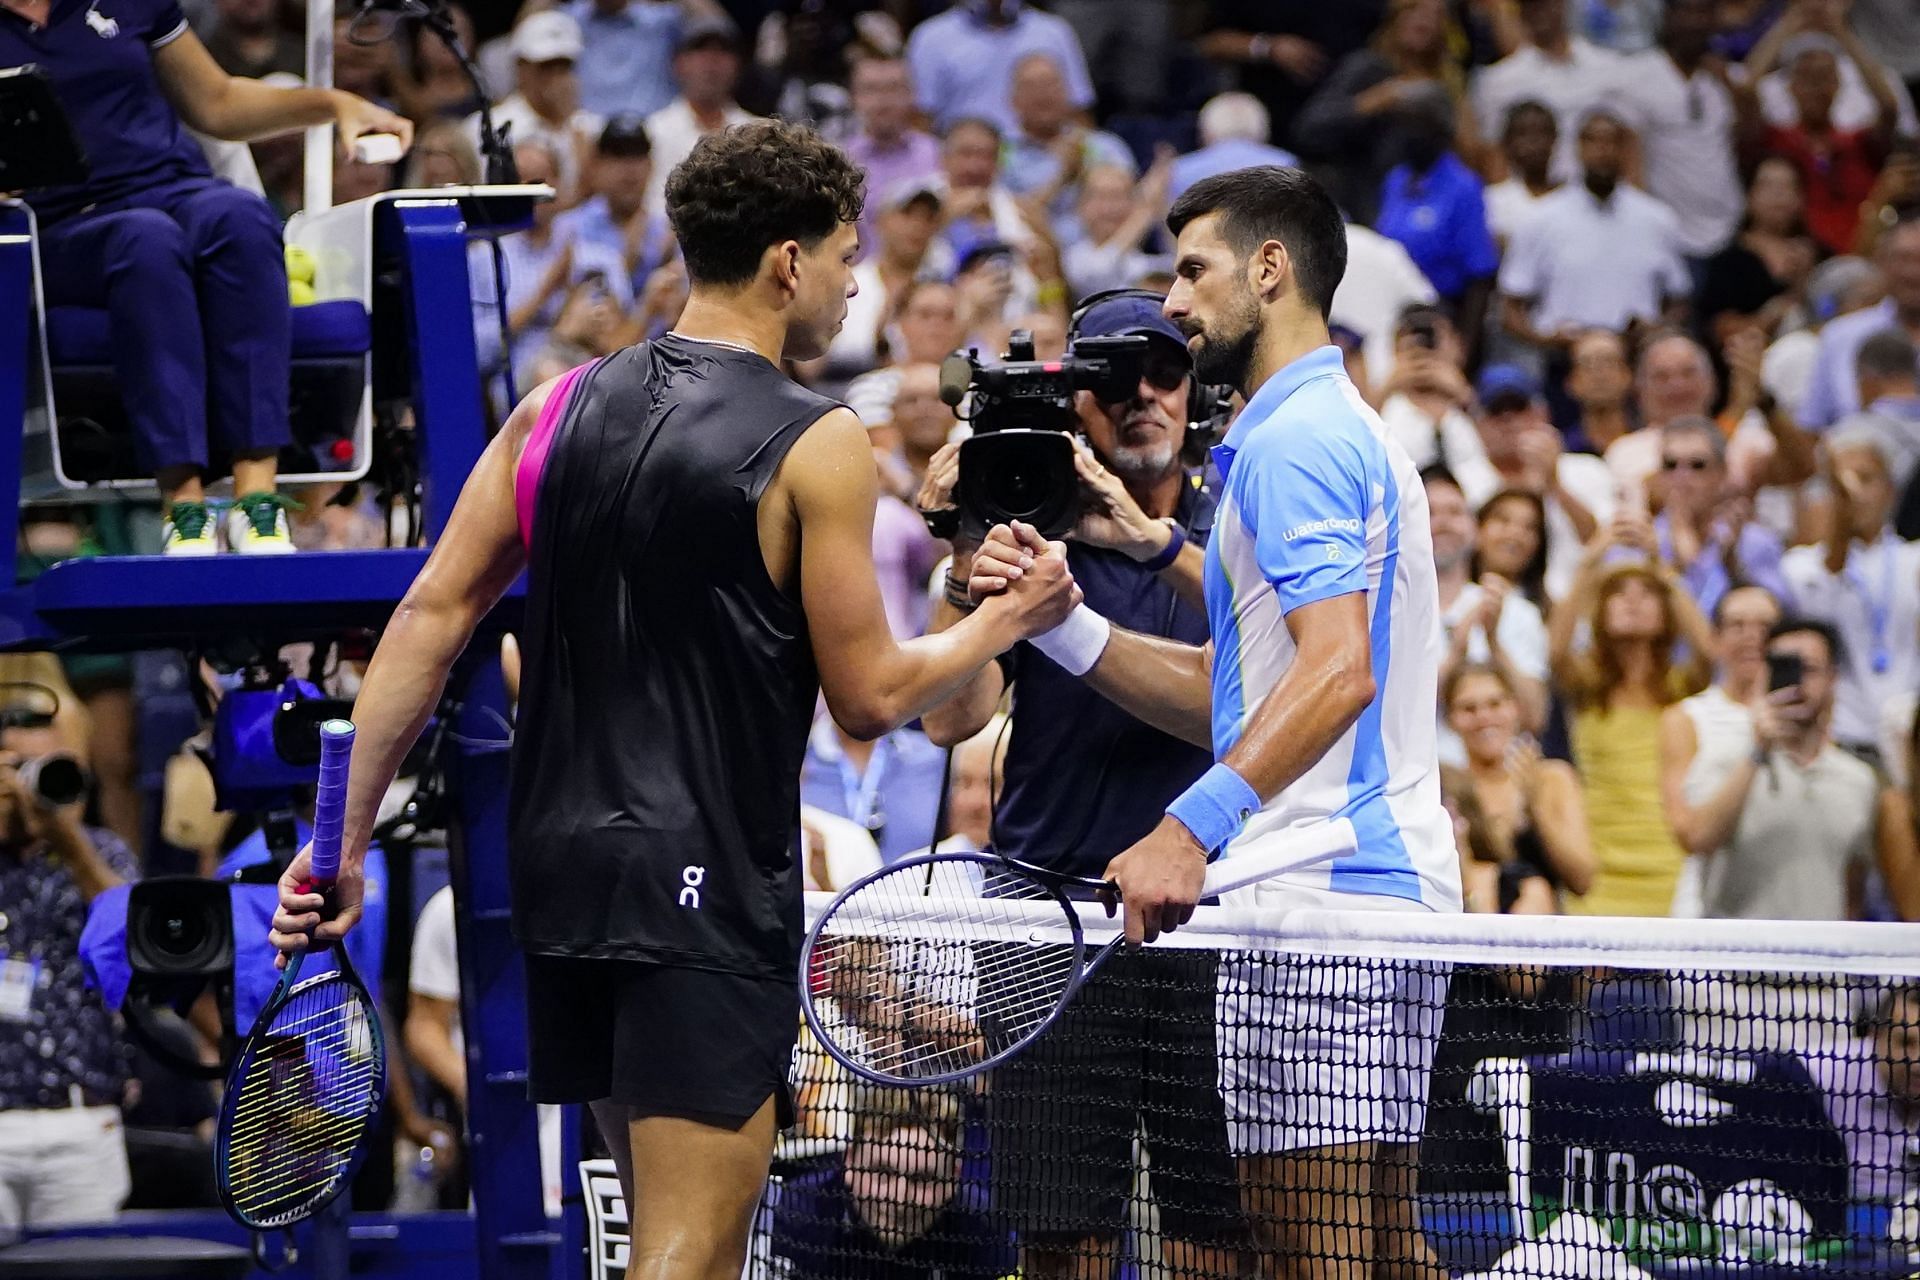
[{"xmin": 1204, "ymin": 345, "xmax": 1462, "ymax": 912}]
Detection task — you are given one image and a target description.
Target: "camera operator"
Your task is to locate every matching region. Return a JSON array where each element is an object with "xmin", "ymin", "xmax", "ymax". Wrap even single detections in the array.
[
  {"xmin": 0, "ymin": 713, "xmax": 138, "ymax": 1230},
  {"xmin": 918, "ymin": 292, "xmax": 1244, "ymax": 1279}
]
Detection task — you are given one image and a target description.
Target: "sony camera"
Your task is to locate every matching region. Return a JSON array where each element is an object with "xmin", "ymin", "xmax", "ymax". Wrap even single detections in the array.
[{"xmin": 939, "ymin": 330, "xmax": 1150, "ymax": 539}]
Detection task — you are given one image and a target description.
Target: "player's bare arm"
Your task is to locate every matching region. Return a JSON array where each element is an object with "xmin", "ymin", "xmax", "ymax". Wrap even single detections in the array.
[
  {"xmin": 969, "ymin": 521, "xmax": 1213, "ymax": 747},
  {"xmin": 1102, "ymin": 591, "xmax": 1373, "ymax": 943},
  {"xmin": 783, "ymin": 407, "xmax": 1080, "ymax": 740},
  {"xmin": 270, "ymin": 377, "xmax": 553, "ymax": 956}
]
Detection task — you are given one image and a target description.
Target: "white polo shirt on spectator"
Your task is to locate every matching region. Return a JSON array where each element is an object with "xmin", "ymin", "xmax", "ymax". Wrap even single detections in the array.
[
  {"xmin": 1613, "ymin": 51, "xmax": 1744, "ymax": 258},
  {"xmin": 1782, "ymin": 531, "xmax": 1920, "ymax": 748},
  {"xmin": 1330, "ymin": 223, "xmax": 1437, "ymax": 388},
  {"xmin": 1471, "ymin": 38, "xmax": 1624, "ymax": 181},
  {"xmin": 1539, "ymin": 453, "xmax": 1620, "ymax": 601},
  {"xmin": 1498, "ymin": 182, "xmax": 1689, "ymax": 334},
  {"xmin": 1483, "ymin": 178, "xmax": 1556, "ymax": 245}
]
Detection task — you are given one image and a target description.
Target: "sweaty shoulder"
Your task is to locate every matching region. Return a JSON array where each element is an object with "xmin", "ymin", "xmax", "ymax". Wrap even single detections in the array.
[{"xmin": 773, "ymin": 406, "xmax": 872, "ymax": 505}]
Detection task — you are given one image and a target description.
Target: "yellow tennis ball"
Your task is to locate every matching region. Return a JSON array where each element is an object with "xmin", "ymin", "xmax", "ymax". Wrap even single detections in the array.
[
  {"xmin": 284, "ymin": 244, "xmax": 317, "ymax": 285},
  {"xmin": 288, "ymin": 280, "xmax": 316, "ymax": 307}
]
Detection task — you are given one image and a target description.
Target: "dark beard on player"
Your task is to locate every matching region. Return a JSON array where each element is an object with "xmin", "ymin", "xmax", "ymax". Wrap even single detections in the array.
[{"xmin": 1188, "ymin": 292, "xmax": 1262, "ymax": 393}]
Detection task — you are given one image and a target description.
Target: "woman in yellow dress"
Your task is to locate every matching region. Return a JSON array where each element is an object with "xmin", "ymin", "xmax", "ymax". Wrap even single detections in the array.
[{"xmin": 1548, "ymin": 517, "xmax": 1715, "ymax": 915}]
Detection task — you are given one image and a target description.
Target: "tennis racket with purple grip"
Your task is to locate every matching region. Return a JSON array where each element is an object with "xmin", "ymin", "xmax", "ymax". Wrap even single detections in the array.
[{"xmin": 215, "ymin": 720, "xmax": 387, "ymax": 1230}]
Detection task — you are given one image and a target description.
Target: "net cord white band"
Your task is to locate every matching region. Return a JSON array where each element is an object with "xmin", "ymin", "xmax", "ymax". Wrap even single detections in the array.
[{"xmin": 801, "ymin": 893, "xmax": 1920, "ymax": 979}]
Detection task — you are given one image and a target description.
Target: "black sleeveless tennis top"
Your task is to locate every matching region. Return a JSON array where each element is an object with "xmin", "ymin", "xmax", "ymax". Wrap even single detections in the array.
[{"xmin": 506, "ymin": 335, "xmax": 841, "ymax": 979}]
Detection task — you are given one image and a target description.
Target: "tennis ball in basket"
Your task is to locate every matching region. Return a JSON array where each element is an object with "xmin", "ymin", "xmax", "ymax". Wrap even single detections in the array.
[
  {"xmin": 1712, "ymin": 1179, "xmax": 1813, "ymax": 1264},
  {"xmin": 289, "ymin": 280, "xmax": 316, "ymax": 307},
  {"xmin": 285, "ymin": 244, "xmax": 317, "ymax": 285}
]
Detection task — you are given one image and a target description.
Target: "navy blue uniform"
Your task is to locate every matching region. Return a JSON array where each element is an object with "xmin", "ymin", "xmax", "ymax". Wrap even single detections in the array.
[{"xmin": 1, "ymin": 0, "xmax": 290, "ymax": 470}]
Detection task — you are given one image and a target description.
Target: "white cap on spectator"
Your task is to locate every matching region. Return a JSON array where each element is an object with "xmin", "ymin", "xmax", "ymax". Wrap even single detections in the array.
[
  {"xmin": 513, "ymin": 11, "xmax": 584, "ymax": 64},
  {"xmin": 878, "ymin": 176, "xmax": 944, "ymax": 213},
  {"xmin": 1198, "ymin": 93, "xmax": 1270, "ymax": 147}
]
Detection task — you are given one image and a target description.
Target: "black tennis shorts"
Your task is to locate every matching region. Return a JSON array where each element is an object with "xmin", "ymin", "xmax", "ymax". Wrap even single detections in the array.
[
  {"xmin": 988, "ymin": 947, "xmax": 1245, "ymax": 1245},
  {"xmin": 523, "ymin": 953, "xmax": 798, "ymax": 1128}
]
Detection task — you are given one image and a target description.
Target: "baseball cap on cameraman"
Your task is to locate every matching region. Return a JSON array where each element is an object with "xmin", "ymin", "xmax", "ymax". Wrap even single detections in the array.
[
  {"xmin": 513, "ymin": 11, "xmax": 583, "ymax": 63},
  {"xmin": 1071, "ymin": 292, "xmax": 1189, "ymax": 359},
  {"xmin": 1476, "ymin": 363, "xmax": 1542, "ymax": 414}
]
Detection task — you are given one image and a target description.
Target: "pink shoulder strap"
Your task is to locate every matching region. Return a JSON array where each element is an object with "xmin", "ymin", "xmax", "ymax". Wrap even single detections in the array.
[{"xmin": 515, "ymin": 360, "xmax": 598, "ymax": 549}]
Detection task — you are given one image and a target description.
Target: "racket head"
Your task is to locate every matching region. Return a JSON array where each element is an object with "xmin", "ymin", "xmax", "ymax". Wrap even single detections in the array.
[
  {"xmin": 800, "ymin": 851, "xmax": 1090, "ymax": 1087},
  {"xmin": 215, "ymin": 947, "xmax": 387, "ymax": 1230}
]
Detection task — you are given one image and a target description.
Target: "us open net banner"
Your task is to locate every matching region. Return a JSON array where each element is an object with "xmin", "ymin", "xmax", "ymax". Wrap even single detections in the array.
[{"xmin": 762, "ymin": 904, "xmax": 1920, "ymax": 1279}]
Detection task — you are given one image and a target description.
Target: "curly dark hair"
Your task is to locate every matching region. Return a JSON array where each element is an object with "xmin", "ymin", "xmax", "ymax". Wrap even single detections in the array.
[{"xmin": 664, "ymin": 120, "xmax": 865, "ymax": 288}]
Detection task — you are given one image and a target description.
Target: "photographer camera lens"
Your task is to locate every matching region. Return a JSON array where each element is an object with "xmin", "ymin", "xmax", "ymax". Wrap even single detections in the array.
[
  {"xmin": 17, "ymin": 752, "xmax": 85, "ymax": 807},
  {"xmin": 960, "ymin": 430, "xmax": 1081, "ymax": 536},
  {"xmin": 127, "ymin": 878, "xmax": 234, "ymax": 977}
]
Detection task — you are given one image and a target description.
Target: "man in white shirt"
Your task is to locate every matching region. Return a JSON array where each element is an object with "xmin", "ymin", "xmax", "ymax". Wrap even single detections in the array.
[
  {"xmin": 1499, "ymin": 109, "xmax": 1690, "ymax": 349},
  {"xmin": 1781, "ymin": 429, "xmax": 1920, "ymax": 755},
  {"xmin": 1611, "ymin": 0, "xmax": 1750, "ymax": 261},
  {"xmin": 1658, "ymin": 583, "xmax": 1781, "ymax": 916},
  {"xmin": 473, "ymin": 12, "xmax": 605, "ymax": 196},
  {"xmin": 1471, "ymin": 0, "xmax": 1624, "ymax": 181},
  {"xmin": 1331, "ymin": 222, "xmax": 1439, "ymax": 389},
  {"xmin": 1375, "ymin": 305, "xmax": 1495, "ymax": 490},
  {"xmin": 641, "ymin": 16, "xmax": 757, "ymax": 208},
  {"xmin": 1482, "ymin": 100, "xmax": 1561, "ymax": 248}
]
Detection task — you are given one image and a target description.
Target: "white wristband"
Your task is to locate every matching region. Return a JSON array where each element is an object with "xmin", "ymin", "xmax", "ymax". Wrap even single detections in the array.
[{"xmin": 1030, "ymin": 604, "xmax": 1111, "ymax": 677}]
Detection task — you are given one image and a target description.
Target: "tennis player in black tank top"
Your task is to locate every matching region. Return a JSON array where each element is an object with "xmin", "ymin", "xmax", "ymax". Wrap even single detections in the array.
[{"xmin": 267, "ymin": 120, "xmax": 1082, "ymax": 1279}]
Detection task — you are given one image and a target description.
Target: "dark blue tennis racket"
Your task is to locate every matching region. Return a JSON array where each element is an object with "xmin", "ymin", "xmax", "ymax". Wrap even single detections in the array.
[
  {"xmin": 800, "ymin": 818, "xmax": 1357, "ymax": 1086},
  {"xmin": 215, "ymin": 720, "xmax": 386, "ymax": 1230}
]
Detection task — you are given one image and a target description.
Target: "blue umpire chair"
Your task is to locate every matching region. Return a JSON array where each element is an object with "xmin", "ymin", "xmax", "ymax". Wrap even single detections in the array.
[{"xmin": 0, "ymin": 181, "xmax": 571, "ymax": 1280}]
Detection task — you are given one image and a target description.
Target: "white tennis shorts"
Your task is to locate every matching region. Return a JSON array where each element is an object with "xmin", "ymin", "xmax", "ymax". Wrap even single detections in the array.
[{"xmin": 1213, "ymin": 890, "xmax": 1451, "ymax": 1157}]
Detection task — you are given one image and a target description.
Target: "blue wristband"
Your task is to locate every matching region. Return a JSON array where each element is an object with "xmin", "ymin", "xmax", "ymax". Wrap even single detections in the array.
[
  {"xmin": 1165, "ymin": 763, "xmax": 1262, "ymax": 859},
  {"xmin": 1140, "ymin": 521, "xmax": 1186, "ymax": 573}
]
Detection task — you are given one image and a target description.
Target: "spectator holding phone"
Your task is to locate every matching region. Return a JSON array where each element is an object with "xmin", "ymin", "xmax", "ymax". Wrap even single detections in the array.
[{"xmin": 1661, "ymin": 615, "xmax": 1878, "ymax": 920}]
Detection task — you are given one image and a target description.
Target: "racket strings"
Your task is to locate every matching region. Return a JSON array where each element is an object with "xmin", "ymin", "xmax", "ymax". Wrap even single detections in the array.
[
  {"xmin": 809, "ymin": 859, "xmax": 1085, "ymax": 1081},
  {"xmin": 221, "ymin": 976, "xmax": 384, "ymax": 1226}
]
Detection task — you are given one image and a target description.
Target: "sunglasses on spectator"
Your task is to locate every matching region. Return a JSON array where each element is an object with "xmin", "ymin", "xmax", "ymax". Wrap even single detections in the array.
[{"xmin": 1661, "ymin": 457, "xmax": 1713, "ymax": 471}]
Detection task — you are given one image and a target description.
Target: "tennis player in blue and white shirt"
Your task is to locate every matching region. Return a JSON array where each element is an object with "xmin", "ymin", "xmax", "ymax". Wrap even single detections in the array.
[{"xmin": 969, "ymin": 165, "xmax": 1462, "ymax": 1265}]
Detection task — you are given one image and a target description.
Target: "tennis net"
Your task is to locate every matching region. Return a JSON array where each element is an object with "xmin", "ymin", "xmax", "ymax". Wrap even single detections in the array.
[{"xmin": 767, "ymin": 897, "xmax": 1920, "ymax": 1279}]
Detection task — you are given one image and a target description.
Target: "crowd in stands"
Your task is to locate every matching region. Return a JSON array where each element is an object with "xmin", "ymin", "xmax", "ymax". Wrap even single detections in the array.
[{"xmin": 13, "ymin": 0, "xmax": 1920, "ymax": 1249}]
